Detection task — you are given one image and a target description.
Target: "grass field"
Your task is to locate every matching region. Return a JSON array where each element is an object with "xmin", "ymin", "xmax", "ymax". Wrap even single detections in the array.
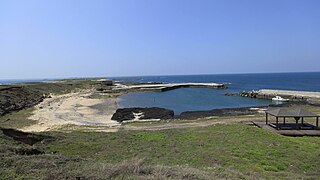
[
  {"xmin": 1, "ymin": 80, "xmax": 320, "ymax": 179},
  {"xmin": 1, "ymin": 123, "xmax": 319, "ymax": 179},
  {"xmin": 0, "ymin": 107, "xmax": 35, "ymax": 129}
]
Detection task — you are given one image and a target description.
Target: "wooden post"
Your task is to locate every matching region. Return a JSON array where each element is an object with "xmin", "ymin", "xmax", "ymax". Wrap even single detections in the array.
[
  {"xmin": 266, "ymin": 113, "xmax": 268, "ymax": 125},
  {"xmin": 301, "ymin": 117, "xmax": 304, "ymax": 125},
  {"xmin": 276, "ymin": 117, "xmax": 279, "ymax": 130},
  {"xmin": 296, "ymin": 119, "xmax": 299, "ymax": 130},
  {"xmin": 316, "ymin": 117, "xmax": 319, "ymax": 129},
  {"xmin": 283, "ymin": 117, "xmax": 286, "ymax": 125}
]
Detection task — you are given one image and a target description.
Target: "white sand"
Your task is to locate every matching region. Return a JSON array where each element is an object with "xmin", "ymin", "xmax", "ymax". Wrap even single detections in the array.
[{"xmin": 21, "ymin": 91, "xmax": 120, "ymax": 132}]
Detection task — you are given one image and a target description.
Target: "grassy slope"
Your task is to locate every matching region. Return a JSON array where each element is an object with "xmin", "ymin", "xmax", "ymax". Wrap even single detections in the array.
[
  {"xmin": 31, "ymin": 124, "xmax": 319, "ymax": 179},
  {"xmin": 0, "ymin": 107, "xmax": 35, "ymax": 129},
  {"xmin": 19, "ymin": 78, "xmax": 102, "ymax": 95},
  {"xmin": 1, "ymin": 79, "xmax": 320, "ymax": 179}
]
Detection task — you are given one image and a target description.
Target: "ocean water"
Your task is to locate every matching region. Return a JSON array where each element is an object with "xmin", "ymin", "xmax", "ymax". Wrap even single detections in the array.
[
  {"xmin": 115, "ymin": 72, "xmax": 320, "ymax": 115},
  {"xmin": 2, "ymin": 72, "xmax": 320, "ymax": 115},
  {"xmin": 0, "ymin": 79, "xmax": 52, "ymax": 85}
]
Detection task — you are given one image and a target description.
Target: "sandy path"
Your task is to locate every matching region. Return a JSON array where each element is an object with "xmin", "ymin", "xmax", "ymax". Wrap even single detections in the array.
[
  {"xmin": 90, "ymin": 116, "xmax": 264, "ymax": 132},
  {"xmin": 122, "ymin": 117, "xmax": 262, "ymax": 131},
  {"xmin": 21, "ymin": 91, "xmax": 120, "ymax": 132}
]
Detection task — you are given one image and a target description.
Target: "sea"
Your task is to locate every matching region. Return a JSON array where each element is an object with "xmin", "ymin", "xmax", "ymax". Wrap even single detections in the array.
[
  {"xmin": 1, "ymin": 72, "xmax": 320, "ymax": 115},
  {"xmin": 113, "ymin": 72, "xmax": 320, "ymax": 115},
  {"xmin": 0, "ymin": 79, "xmax": 53, "ymax": 85}
]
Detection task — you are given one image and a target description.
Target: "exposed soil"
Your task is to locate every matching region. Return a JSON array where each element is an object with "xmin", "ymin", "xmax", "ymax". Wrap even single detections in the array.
[
  {"xmin": 0, "ymin": 128, "xmax": 49, "ymax": 145},
  {"xmin": 113, "ymin": 116, "xmax": 264, "ymax": 132}
]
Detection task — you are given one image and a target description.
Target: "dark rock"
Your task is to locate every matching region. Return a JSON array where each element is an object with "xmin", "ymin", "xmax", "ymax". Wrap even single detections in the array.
[
  {"xmin": 111, "ymin": 107, "xmax": 174, "ymax": 122},
  {"xmin": 101, "ymin": 80, "xmax": 113, "ymax": 86},
  {"xmin": 180, "ymin": 107, "xmax": 262, "ymax": 120},
  {"xmin": 96, "ymin": 88, "xmax": 105, "ymax": 92},
  {"xmin": 14, "ymin": 147, "xmax": 44, "ymax": 155},
  {"xmin": 224, "ymin": 93, "xmax": 239, "ymax": 96},
  {"xmin": 239, "ymin": 91, "xmax": 258, "ymax": 98}
]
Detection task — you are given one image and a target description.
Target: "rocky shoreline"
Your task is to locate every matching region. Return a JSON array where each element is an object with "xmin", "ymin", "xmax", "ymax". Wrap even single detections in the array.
[
  {"xmin": 110, "ymin": 100, "xmax": 318, "ymax": 121},
  {"xmin": 110, "ymin": 106, "xmax": 265, "ymax": 121},
  {"xmin": 2, "ymin": 79, "xmax": 320, "ymax": 128},
  {"xmin": 111, "ymin": 107, "xmax": 174, "ymax": 122}
]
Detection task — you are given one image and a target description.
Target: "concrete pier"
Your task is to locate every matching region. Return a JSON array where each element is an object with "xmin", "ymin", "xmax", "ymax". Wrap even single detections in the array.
[
  {"xmin": 235, "ymin": 89, "xmax": 320, "ymax": 101},
  {"xmin": 114, "ymin": 83, "xmax": 226, "ymax": 92},
  {"xmin": 257, "ymin": 89, "xmax": 320, "ymax": 99}
]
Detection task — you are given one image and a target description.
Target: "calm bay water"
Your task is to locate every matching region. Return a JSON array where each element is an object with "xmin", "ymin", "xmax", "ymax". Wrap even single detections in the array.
[
  {"xmin": 115, "ymin": 72, "xmax": 320, "ymax": 114},
  {"xmin": 2, "ymin": 72, "xmax": 319, "ymax": 115}
]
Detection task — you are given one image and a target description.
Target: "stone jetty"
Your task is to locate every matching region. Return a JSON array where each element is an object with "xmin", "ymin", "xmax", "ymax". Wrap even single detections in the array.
[
  {"xmin": 113, "ymin": 83, "xmax": 226, "ymax": 92},
  {"xmin": 227, "ymin": 89, "xmax": 320, "ymax": 101}
]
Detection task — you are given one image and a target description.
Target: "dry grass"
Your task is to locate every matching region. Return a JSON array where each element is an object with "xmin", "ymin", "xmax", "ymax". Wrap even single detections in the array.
[{"xmin": 2, "ymin": 155, "xmax": 228, "ymax": 180}]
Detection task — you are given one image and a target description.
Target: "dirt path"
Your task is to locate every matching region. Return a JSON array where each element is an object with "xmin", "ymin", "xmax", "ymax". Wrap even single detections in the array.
[
  {"xmin": 91, "ymin": 116, "xmax": 264, "ymax": 132},
  {"xmin": 21, "ymin": 90, "xmax": 120, "ymax": 132}
]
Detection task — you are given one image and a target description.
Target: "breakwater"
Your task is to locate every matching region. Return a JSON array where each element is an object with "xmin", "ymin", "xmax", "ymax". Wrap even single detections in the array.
[
  {"xmin": 114, "ymin": 83, "xmax": 226, "ymax": 92},
  {"xmin": 226, "ymin": 89, "xmax": 320, "ymax": 101}
]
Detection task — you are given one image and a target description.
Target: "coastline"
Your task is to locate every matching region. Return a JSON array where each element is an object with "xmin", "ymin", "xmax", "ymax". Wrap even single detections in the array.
[
  {"xmin": 2, "ymin": 77, "xmax": 320, "ymax": 132},
  {"xmin": 20, "ymin": 90, "xmax": 120, "ymax": 132}
]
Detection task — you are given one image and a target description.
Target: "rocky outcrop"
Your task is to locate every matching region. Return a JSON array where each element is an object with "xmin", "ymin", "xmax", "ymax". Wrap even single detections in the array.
[
  {"xmin": 14, "ymin": 147, "xmax": 44, "ymax": 155},
  {"xmin": 0, "ymin": 86, "xmax": 45, "ymax": 116},
  {"xmin": 225, "ymin": 91, "xmax": 260, "ymax": 98},
  {"xmin": 180, "ymin": 107, "xmax": 261, "ymax": 120},
  {"xmin": 111, "ymin": 107, "xmax": 174, "ymax": 122}
]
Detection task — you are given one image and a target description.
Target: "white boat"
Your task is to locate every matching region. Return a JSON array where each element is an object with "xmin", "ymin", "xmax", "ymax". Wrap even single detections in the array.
[{"xmin": 272, "ymin": 96, "xmax": 289, "ymax": 101}]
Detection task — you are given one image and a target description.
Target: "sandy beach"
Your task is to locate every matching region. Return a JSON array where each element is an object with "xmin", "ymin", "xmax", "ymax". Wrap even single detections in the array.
[
  {"xmin": 21, "ymin": 90, "xmax": 120, "ymax": 132},
  {"xmin": 18, "ymin": 88, "xmax": 267, "ymax": 132}
]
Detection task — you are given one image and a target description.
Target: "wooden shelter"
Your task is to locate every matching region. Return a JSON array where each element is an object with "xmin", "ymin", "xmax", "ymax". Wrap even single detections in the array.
[{"xmin": 265, "ymin": 108, "xmax": 319, "ymax": 130}]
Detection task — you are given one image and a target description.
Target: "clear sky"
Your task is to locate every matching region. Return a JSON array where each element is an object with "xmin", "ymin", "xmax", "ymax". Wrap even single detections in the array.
[{"xmin": 1, "ymin": 0, "xmax": 320, "ymax": 79}]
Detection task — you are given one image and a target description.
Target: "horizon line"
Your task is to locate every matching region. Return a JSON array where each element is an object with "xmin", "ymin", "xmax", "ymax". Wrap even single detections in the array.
[{"xmin": 1, "ymin": 70, "xmax": 320, "ymax": 81}]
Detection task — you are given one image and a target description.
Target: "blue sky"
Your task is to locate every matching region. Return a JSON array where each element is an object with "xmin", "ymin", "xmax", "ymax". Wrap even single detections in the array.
[{"xmin": 1, "ymin": 0, "xmax": 320, "ymax": 79}]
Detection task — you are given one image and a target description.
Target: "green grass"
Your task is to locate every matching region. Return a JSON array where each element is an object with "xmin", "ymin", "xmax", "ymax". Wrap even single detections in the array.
[
  {"xmin": 20, "ymin": 79, "xmax": 100, "ymax": 95},
  {"xmin": 1, "ymin": 123, "xmax": 320, "ymax": 179},
  {"xmin": 0, "ymin": 78, "xmax": 99, "ymax": 95},
  {"xmin": 1, "ymin": 79, "xmax": 320, "ymax": 179},
  {"xmin": 0, "ymin": 107, "xmax": 36, "ymax": 129},
  {"xmin": 42, "ymin": 124, "xmax": 320, "ymax": 179}
]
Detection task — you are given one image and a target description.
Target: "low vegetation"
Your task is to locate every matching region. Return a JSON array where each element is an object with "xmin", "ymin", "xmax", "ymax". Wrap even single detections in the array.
[
  {"xmin": 1, "ymin": 79, "xmax": 320, "ymax": 179},
  {"xmin": 0, "ymin": 107, "xmax": 35, "ymax": 129},
  {"xmin": 1, "ymin": 124, "xmax": 319, "ymax": 179}
]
